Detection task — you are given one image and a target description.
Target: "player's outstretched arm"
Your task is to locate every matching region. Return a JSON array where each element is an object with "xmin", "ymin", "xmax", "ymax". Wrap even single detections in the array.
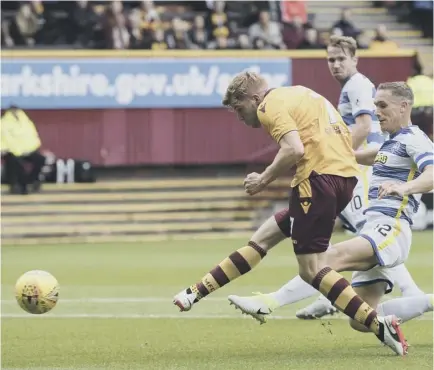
[
  {"xmin": 404, "ymin": 164, "xmax": 434, "ymax": 195},
  {"xmin": 260, "ymin": 131, "xmax": 304, "ymax": 186},
  {"xmin": 379, "ymin": 165, "xmax": 434, "ymax": 199},
  {"xmin": 351, "ymin": 114, "xmax": 372, "ymax": 150},
  {"xmin": 354, "ymin": 147, "xmax": 379, "ymax": 166}
]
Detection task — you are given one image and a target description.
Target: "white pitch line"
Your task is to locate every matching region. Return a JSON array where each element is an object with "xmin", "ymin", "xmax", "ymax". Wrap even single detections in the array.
[
  {"xmin": 2, "ymin": 313, "xmax": 432, "ymax": 320},
  {"xmin": 2, "ymin": 313, "xmax": 277, "ymax": 319},
  {"xmin": 1, "ymin": 297, "xmax": 225, "ymax": 304},
  {"xmin": 0, "ymin": 295, "xmax": 406, "ymax": 304},
  {"xmin": 2, "ymin": 368, "xmax": 109, "ymax": 370}
]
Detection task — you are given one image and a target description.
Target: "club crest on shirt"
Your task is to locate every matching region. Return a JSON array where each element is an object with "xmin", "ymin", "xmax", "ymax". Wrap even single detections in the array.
[{"xmin": 391, "ymin": 142, "xmax": 402, "ymax": 155}]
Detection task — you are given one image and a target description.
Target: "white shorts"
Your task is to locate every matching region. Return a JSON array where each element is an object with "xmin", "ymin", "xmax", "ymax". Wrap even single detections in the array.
[
  {"xmin": 351, "ymin": 212, "xmax": 412, "ymax": 294},
  {"xmin": 339, "ymin": 166, "xmax": 371, "ymax": 234}
]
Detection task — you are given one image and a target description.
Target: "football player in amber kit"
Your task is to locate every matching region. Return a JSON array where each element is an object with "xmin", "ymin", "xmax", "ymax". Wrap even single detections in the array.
[{"xmin": 173, "ymin": 72, "xmax": 406, "ymax": 355}]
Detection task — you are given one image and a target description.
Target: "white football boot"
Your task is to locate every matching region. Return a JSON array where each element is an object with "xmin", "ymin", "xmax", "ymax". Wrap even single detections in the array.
[
  {"xmin": 173, "ymin": 290, "xmax": 197, "ymax": 312},
  {"xmin": 228, "ymin": 293, "xmax": 278, "ymax": 324},
  {"xmin": 295, "ymin": 296, "xmax": 338, "ymax": 319},
  {"xmin": 377, "ymin": 315, "xmax": 409, "ymax": 356}
]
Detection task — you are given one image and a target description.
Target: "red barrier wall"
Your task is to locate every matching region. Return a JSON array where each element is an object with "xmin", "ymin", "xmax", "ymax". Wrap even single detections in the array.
[{"xmin": 28, "ymin": 56, "xmax": 413, "ymax": 166}]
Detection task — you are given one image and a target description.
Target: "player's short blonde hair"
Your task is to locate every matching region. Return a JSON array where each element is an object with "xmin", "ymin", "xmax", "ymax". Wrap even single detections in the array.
[
  {"xmin": 222, "ymin": 71, "xmax": 267, "ymax": 107},
  {"xmin": 378, "ymin": 82, "xmax": 414, "ymax": 105},
  {"xmin": 328, "ymin": 35, "xmax": 358, "ymax": 56}
]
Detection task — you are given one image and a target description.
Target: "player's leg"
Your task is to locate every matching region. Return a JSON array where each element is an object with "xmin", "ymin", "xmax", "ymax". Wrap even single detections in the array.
[
  {"xmin": 229, "ymin": 237, "xmax": 430, "ymax": 326},
  {"xmin": 229, "ymin": 175, "xmax": 376, "ymax": 321},
  {"xmin": 173, "ymin": 209, "xmax": 289, "ymax": 311},
  {"xmin": 352, "ymin": 267, "xmax": 433, "ymax": 326},
  {"xmin": 229, "ymin": 176, "xmax": 408, "ymax": 355},
  {"xmin": 234, "ymin": 176, "xmax": 380, "ymax": 328},
  {"xmin": 348, "ymin": 282, "xmax": 387, "ymax": 333},
  {"xmin": 349, "ymin": 266, "xmax": 393, "ymax": 333},
  {"xmin": 226, "ymin": 237, "xmax": 385, "ymax": 323},
  {"xmin": 266, "ymin": 261, "xmax": 431, "ymax": 326},
  {"xmin": 268, "ymin": 238, "xmax": 422, "ymax": 319},
  {"xmin": 294, "ymin": 182, "xmax": 412, "ymax": 330},
  {"xmin": 377, "ymin": 294, "xmax": 434, "ymax": 323},
  {"xmin": 296, "ymin": 238, "xmax": 380, "ymax": 331},
  {"xmin": 283, "ymin": 176, "xmax": 378, "ymax": 332},
  {"xmin": 296, "ymin": 174, "xmax": 367, "ymax": 319},
  {"xmin": 294, "ymin": 231, "xmax": 407, "ymax": 353},
  {"xmin": 228, "ymin": 234, "xmax": 416, "ymax": 320},
  {"xmin": 262, "ymin": 270, "xmax": 318, "ymax": 310},
  {"xmin": 300, "ymin": 207, "xmax": 413, "ymax": 355},
  {"xmin": 389, "ymin": 263, "xmax": 424, "ymax": 297},
  {"xmin": 241, "ymin": 197, "xmax": 368, "ymax": 319},
  {"xmin": 258, "ymin": 237, "xmax": 374, "ymax": 320}
]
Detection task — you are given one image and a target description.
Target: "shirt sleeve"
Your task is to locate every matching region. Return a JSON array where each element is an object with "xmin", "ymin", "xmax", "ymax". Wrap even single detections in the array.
[
  {"xmin": 347, "ymin": 79, "xmax": 377, "ymax": 120},
  {"xmin": 257, "ymin": 97, "xmax": 297, "ymax": 144},
  {"xmin": 406, "ymin": 131, "xmax": 434, "ymax": 172}
]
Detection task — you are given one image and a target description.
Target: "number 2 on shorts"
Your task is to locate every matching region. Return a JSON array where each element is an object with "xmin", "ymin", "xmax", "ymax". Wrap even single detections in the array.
[{"xmin": 374, "ymin": 224, "xmax": 392, "ymax": 237}]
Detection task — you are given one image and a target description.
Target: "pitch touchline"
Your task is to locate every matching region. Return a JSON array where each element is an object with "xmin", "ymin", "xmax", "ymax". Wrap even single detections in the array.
[
  {"xmin": 2, "ymin": 368, "xmax": 109, "ymax": 370},
  {"xmin": 2, "ymin": 313, "xmax": 432, "ymax": 320},
  {"xmin": 0, "ymin": 296, "xmax": 402, "ymax": 304},
  {"xmin": 0, "ymin": 297, "xmax": 226, "ymax": 304}
]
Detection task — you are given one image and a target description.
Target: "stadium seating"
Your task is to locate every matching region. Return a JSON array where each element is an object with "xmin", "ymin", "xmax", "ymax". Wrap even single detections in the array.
[
  {"xmin": 2, "ymin": 1, "xmax": 431, "ymax": 64},
  {"xmin": 1, "ymin": 177, "xmax": 290, "ymax": 245},
  {"xmin": 307, "ymin": 1, "xmax": 433, "ymax": 73}
]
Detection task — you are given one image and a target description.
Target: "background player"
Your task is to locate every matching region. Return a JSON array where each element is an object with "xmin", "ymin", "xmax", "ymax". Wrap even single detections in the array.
[
  {"xmin": 228, "ymin": 83, "xmax": 433, "ymax": 350},
  {"xmin": 174, "ymin": 71, "xmax": 406, "ymax": 355},
  {"xmin": 296, "ymin": 35, "xmax": 424, "ymax": 319}
]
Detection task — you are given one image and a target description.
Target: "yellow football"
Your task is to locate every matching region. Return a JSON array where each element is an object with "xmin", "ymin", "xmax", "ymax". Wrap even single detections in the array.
[{"xmin": 15, "ymin": 270, "xmax": 59, "ymax": 314}]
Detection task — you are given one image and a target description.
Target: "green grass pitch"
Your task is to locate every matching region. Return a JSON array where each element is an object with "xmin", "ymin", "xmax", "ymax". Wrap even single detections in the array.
[{"xmin": 2, "ymin": 231, "xmax": 433, "ymax": 369}]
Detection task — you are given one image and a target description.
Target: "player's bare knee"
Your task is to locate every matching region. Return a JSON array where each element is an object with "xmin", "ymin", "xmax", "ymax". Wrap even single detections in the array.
[
  {"xmin": 297, "ymin": 253, "xmax": 327, "ymax": 283},
  {"xmin": 323, "ymin": 247, "xmax": 343, "ymax": 271},
  {"xmin": 249, "ymin": 234, "xmax": 279, "ymax": 252},
  {"xmin": 250, "ymin": 215, "xmax": 287, "ymax": 251}
]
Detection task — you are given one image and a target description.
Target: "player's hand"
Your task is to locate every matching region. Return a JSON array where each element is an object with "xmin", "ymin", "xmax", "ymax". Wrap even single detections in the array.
[
  {"xmin": 244, "ymin": 172, "xmax": 267, "ymax": 195},
  {"xmin": 378, "ymin": 181, "xmax": 408, "ymax": 199}
]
